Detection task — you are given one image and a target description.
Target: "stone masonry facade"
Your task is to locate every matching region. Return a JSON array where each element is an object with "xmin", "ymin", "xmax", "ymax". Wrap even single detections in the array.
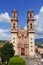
[{"xmin": 11, "ymin": 10, "xmax": 35, "ymax": 56}]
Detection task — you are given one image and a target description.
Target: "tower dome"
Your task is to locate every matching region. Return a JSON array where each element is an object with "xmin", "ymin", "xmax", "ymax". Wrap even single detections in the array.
[{"xmin": 12, "ymin": 9, "xmax": 18, "ymax": 19}]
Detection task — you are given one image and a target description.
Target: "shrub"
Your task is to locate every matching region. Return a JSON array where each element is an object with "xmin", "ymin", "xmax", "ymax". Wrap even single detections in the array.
[
  {"xmin": 2, "ymin": 62, "xmax": 6, "ymax": 65},
  {"xmin": 8, "ymin": 56, "xmax": 26, "ymax": 65}
]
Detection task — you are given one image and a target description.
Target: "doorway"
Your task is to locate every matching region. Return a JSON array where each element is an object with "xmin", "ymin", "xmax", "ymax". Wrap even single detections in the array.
[{"xmin": 21, "ymin": 48, "xmax": 25, "ymax": 55}]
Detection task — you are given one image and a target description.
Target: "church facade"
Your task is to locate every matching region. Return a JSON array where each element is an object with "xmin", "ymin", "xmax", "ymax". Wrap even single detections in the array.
[{"xmin": 11, "ymin": 10, "xmax": 35, "ymax": 56}]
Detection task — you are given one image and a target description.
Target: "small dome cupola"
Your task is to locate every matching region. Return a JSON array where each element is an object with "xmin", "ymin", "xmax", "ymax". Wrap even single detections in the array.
[{"xmin": 28, "ymin": 10, "xmax": 34, "ymax": 20}]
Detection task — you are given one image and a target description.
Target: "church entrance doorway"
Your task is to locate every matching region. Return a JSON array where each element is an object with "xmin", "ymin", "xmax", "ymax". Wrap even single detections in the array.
[{"xmin": 21, "ymin": 48, "xmax": 25, "ymax": 55}]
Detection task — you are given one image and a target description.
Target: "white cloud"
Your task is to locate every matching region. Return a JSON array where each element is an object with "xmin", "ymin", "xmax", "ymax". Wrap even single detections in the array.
[
  {"xmin": 35, "ymin": 6, "xmax": 43, "ymax": 39},
  {"xmin": 0, "ymin": 28, "xmax": 10, "ymax": 40},
  {"xmin": 24, "ymin": 26, "xmax": 27, "ymax": 30},
  {"xmin": 0, "ymin": 12, "xmax": 11, "ymax": 40},
  {"xmin": 40, "ymin": 6, "xmax": 43, "ymax": 13},
  {"xmin": 0, "ymin": 12, "xmax": 11, "ymax": 22},
  {"xmin": 24, "ymin": 6, "xmax": 43, "ymax": 39},
  {"xmin": 0, "ymin": 7, "xmax": 43, "ymax": 40}
]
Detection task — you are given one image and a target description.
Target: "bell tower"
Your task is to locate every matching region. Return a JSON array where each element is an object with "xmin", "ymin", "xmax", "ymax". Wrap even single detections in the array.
[
  {"xmin": 11, "ymin": 10, "xmax": 18, "ymax": 55},
  {"xmin": 27, "ymin": 10, "xmax": 35, "ymax": 56},
  {"xmin": 11, "ymin": 10, "xmax": 18, "ymax": 32},
  {"xmin": 27, "ymin": 10, "xmax": 34, "ymax": 32}
]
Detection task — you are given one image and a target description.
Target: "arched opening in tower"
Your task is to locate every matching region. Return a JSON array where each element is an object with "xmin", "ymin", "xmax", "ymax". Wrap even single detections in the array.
[{"xmin": 21, "ymin": 48, "xmax": 25, "ymax": 55}]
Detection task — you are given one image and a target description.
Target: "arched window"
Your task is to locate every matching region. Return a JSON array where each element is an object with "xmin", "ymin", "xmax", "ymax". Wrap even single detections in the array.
[
  {"xmin": 13, "ymin": 23, "xmax": 15, "ymax": 28},
  {"xmin": 30, "ymin": 23, "xmax": 32, "ymax": 29},
  {"xmin": 30, "ymin": 13, "xmax": 32, "ymax": 18},
  {"xmin": 14, "ymin": 13, "xmax": 15, "ymax": 17},
  {"xmin": 22, "ymin": 34, "xmax": 24, "ymax": 38}
]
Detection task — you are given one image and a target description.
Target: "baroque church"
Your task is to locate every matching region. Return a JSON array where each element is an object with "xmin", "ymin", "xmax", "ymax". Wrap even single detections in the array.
[{"xmin": 11, "ymin": 10, "xmax": 35, "ymax": 56}]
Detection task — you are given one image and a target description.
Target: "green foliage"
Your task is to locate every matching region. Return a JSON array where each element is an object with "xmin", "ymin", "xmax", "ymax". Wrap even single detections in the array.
[
  {"xmin": 0, "ymin": 47, "xmax": 2, "ymax": 57},
  {"xmin": 35, "ymin": 43, "xmax": 43, "ymax": 48},
  {"xmin": 0, "ymin": 40, "xmax": 9, "ymax": 45},
  {"xmin": 2, "ymin": 62, "xmax": 6, "ymax": 65},
  {"xmin": 8, "ymin": 56, "xmax": 26, "ymax": 65},
  {"xmin": 0, "ymin": 47, "xmax": 2, "ymax": 52},
  {"xmin": 38, "ymin": 44, "xmax": 43, "ymax": 48},
  {"xmin": 1, "ymin": 42, "xmax": 14, "ymax": 64}
]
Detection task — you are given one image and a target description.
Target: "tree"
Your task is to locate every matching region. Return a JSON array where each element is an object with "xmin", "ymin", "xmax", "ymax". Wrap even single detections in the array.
[
  {"xmin": 1, "ymin": 42, "xmax": 15, "ymax": 64},
  {"xmin": 8, "ymin": 56, "xmax": 26, "ymax": 65}
]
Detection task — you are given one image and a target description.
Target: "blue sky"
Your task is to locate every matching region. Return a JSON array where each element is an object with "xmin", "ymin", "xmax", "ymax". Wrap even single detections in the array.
[{"xmin": 0, "ymin": 0, "xmax": 43, "ymax": 40}]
